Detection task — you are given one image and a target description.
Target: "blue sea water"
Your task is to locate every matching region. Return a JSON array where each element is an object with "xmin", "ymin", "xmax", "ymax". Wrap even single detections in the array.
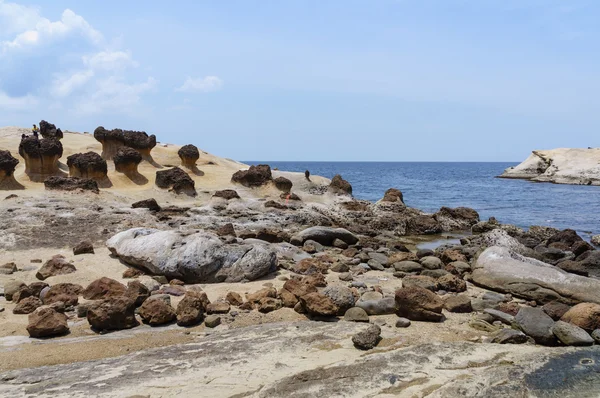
[{"xmin": 244, "ymin": 161, "xmax": 600, "ymax": 237}]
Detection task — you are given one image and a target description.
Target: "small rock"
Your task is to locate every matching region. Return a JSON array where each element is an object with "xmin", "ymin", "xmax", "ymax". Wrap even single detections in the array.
[
  {"xmin": 352, "ymin": 324, "xmax": 381, "ymax": 350},
  {"xmin": 416, "ymin": 249, "xmax": 434, "ymax": 259},
  {"xmin": 552, "ymin": 320, "xmax": 594, "ymax": 346},
  {"xmin": 367, "ymin": 259, "xmax": 384, "ymax": 271},
  {"xmin": 355, "ymin": 297, "xmax": 396, "ymax": 315},
  {"xmin": 484, "ymin": 308, "xmax": 515, "ymax": 325},
  {"xmin": 343, "ymin": 307, "xmax": 370, "ymax": 322},
  {"xmin": 73, "ymin": 240, "xmax": 94, "ymax": 255},
  {"xmin": 420, "ymin": 256, "xmax": 443, "ymax": 270},
  {"xmin": 394, "ymin": 261, "xmax": 423, "ymax": 273},
  {"xmin": 139, "ymin": 299, "xmax": 176, "ymax": 325},
  {"xmin": 395, "ymin": 317, "xmax": 411, "ymax": 328},
  {"xmin": 205, "ymin": 314, "xmax": 221, "ymax": 328},
  {"xmin": 36, "ymin": 255, "xmax": 76, "ymax": 281},
  {"xmin": 207, "ymin": 301, "xmax": 231, "ymax": 314},
  {"xmin": 258, "ymin": 297, "xmax": 282, "ymax": 313},
  {"xmin": 13, "ymin": 296, "xmax": 43, "ymax": 314},
  {"xmin": 591, "ymin": 329, "xmax": 600, "ymax": 343},
  {"xmin": 225, "ymin": 292, "xmax": 244, "ymax": 306},
  {"xmin": 26, "ymin": 307, "xmax": 69, "ymax": 338},
  {"xmin": 0, "ymin": 262, "xmax": 17, "ymax": 275},
  {"xmin": 338, "ymin": 272, "xmax": 353, "ymax": 281},
  {"xmin": 490, "ymin": 329, "xmax": 528, "ymax": 344},
  {"xmin": 443, "ymin": 295, "xmax": 472, "ymax": 313}
]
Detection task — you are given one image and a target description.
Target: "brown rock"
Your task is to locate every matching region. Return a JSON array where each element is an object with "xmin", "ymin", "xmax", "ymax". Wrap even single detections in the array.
[
  {"xmin": 329, "ymin": 174, "xmax": 352, "ymax": 195},
  {"xmin": 213, "ymin": 189, "xmax": 240, "ymax": 200},
  {"xmin": 293, "ymin": 258, "xmax": 328, "ymax": 275},
  {"xmin": 231, "ymin": 165, "xmax": 272, "ymax": 187},
  {"xmin": 542, "ymin": 301, "xmax": 571, "ymax": 321},
  {"xmin": 43, "ymin": 283, "xmax": 83, "ymax": 306},
  {"xmin": 302, "ymin": 273, "xmax": 327, "ymax": 288},
  {"xmin": 279, "ymin": 288, "xmax": 298, "ymax": 307},
  {"xmin": 273, "ymin": 176, "xmax": 293, "ymax": 192},
  {"xmin": 395, "ymin": 286, "xmax": 444, "ymax": 322},
  {"xmin": 82, "ymin": 277, "xmax": 127, "ymax": 300},
  {"xmin": 217, "ymin": 223, "xmax": 236, "ymax": 237},
  {"xmin": 283, "ymin": 279, "xmax": 317, "ymax": 298},
  {"xmin": 225, "ymin": 291, "xmax": 244, "ymax": 306},
  {"xmin": 13, "ymin": 296, "xmax": 43, "ymax": 314},
  {"xmin": 0, "ymin": 262, "xmax": 17, "ymax": 274},
  {"xmin": 258, "ymin": 297, "xmax": 283, "ymax": 313},
  {"xmin": 12, "ymin": 286, "xmax": 33, "ymax": 303},
  {"xmin": 36, "ymin": 255, "xmax": 76, "ymax": 280},
  {"xmin": 207, "ymin": 301, "xmax": 231, "ymax": 314},
  {"xmin": 441, "ymin": 249, "xmax": 468, "ymax": 264},
  {"xmin": 246, "ymin": 287, "xmax": 278, "ymax": 305},
  {"xmin": 138, "ymin": 298, "xmax": 176, "ymax": 325},
  {"xmin": 437, "ymin": 274, "xmax": 467, "ymax": 292},
  {"xmin": 560, "ymin": 303, "xmax": 600, "ymax": 332},
  {"xmin": 389, "ymin": 252, "xmax": 418, "ymax": 263},
  {"xmin": 87, "ymin": 296, "xmax": 138, "ymax": 331},
  {"xmin": 402, "ymin": 275, "xmax": 438, "ymax": 291},
  {"xmin": 443, "ymin": 295, "xmax": 472, "ymax": 313},
  {"xmin": 382, "ymin": 188, "xmax": 404, "ymax": 203},
  {"xmin": 496, "ymin": 301, "xmax": 521, "ymax": 316},
  {"xmin": 26, "ymin": 308, "xmax": 69, "ymax": 338},
  {"xmin": 122, "ymin": 268, "xmax": 143, "ymax": 278},
  {"xmin": 73, "ymin": 240, "xmax": 94, "ymax": 255},
  {"xmin": 300, "ymin": 292, "xmax": 339, "ymax": 316},
  {"xmin": 125, "ymin": 280, "xmax": 150, "ymax": 306},
  {"xmin": 176, "ymin": 292, "xmax": 206, "ymax": 326},
  {"xmin": 28, "ymin": 282, "xmax": 49, "ymax": 298}
]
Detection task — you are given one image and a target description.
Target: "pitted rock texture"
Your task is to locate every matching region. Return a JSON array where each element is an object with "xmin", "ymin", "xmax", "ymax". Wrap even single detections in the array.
[
  {"xmin": 178, "ymin": 144, "xmax": 200, "ymax": 168},
  {"xmin": 39, "ymin": 120, "xmax": 63, "ymax": 140},
  {"xmin": 231, "ymin": 164, "xmax": 273, "ymax": 187},
  {"xmin": 155, "ymin": 167, "xmax": 196, "ymax": 196},
  {"xmin": 329, "ymin": 174, "xmax": 352, "ymax": 195},
  {"xmin": 44, "ymin": 177, "xmax": 99, "ymax": 193},
  {"xmin": 93, "ymin": 126, "xmax": 157, "ymax": 160},
  {"xmin": 66, "ymin": 152, "xmax": 108, "ymax": 180},
  {"xmin": 113, "ymin": 147, "xmax": 142, "ymax": 174},
  {"xmin": 0, "ymin": 150, "xmax": 20, "ymax": 189},
  {"xmin": 18, "ymin": 137, "xmax": 63, "ymax": 178}
]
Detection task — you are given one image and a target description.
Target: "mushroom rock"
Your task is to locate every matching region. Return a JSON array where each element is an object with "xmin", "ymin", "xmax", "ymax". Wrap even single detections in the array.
[
  {"xmin": 18, "ymin": 137, "xmax": 63, "ymax": 181},
  {"xmin": 231, "ymin": 164, "xmax": 272, "ymax": 187},
  {"xmin": 155, "ymin": 167, "xmax": 196, "ymax": 196},
  {"xmin": 114, "ymin": 147, "xmax": 143, "ymax": 174},
  {"xmin": 39, "ymin": 120, "xmax": 63, "ymax": 140},
  {"xmin": 66, "ymin": 152, "xmax": 108, "ymax": 182},
  {"xmin": 0, "ymin": 150, "xmax": 22, "ymax": 189},
  {"xmin": 93, "ymin": 126, "xmax": 157, "ymax": 160},
  {"xmin": 178, "ymin": 144, "xmax": 200, "ymax": 168}
]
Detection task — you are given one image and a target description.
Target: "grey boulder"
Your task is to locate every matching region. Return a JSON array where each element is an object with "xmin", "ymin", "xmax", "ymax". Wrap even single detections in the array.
[
  {"xmin": 551, "ymin": 321, "xmax": 594, "ymax": 346},
  {"xmin": 290, "ymin": 227, "xmax": 359, "ymax": 247},
  {"xmin": 515, "ymin": 307, "xmax": 556, "ymax": 345}
]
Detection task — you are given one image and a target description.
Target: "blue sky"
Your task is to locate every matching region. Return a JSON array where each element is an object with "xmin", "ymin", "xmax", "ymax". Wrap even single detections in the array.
[{"xmin": 1, "ymin": 0, "xmax": 598, "ymax": 161}]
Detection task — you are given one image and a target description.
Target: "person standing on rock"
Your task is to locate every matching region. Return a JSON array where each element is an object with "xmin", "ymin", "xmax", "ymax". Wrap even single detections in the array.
[
  {"xmin": 32, "ymin": 124, "xmax": 39, "ymax": 138},
  {"xmin": 305, "ymin": 170, "xmax": 311, "ymax": 181}
]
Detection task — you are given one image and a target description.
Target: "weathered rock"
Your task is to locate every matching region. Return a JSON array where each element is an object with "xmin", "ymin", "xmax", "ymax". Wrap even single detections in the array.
[
  {"xmin": 484, "ymin": 308, "xmax": 515, "ymax": 325},
  {"xmin": 87, "ymin": 296, "xmax": 138, "ymax": 331},
  {"xmin": 176, "ymin": 292, "xmax": 206, "ymax": 326},
  {"xmin": 292, "ymin": 258, "xmax": 328, "ymax": 275},
  {"xmin": 225, "ymin": 292, "xmax": 244, "ymax": 306},
  {"xmin": 343, "ymin": 307, "xmax": 369, "ymax": 322},
  {"xmin": 66, "ymin": 152, "xmax": 108, "ymax": 181},
  {"xmin": 258, "ymin": 298, "xmax": 283, "ymax": 313},
  {"xmin": 13, "ymin": 296, "xmax": 43, "ymax": 314},
  {"xmin": 437, "ymin": 274, "xmax": 467, "ymax": 292},
  {"xmin": 551, "ymin": 321, "xmax": 594, "ymax": 346},
  {"xmin": 94, "ymin": 126, "xmax": 156, "ymax": 160},
  {"xmin": 434, "ymin": 207, "xmax": 480, "ymax": 231},
  {"xmin": 178, "ymin": 144, "xmax": 200, "ymax": 168},
  {"xmin": 71, "ymin": 240, "xmax": 94, "ymax": 256},
  {"xmin": 83, "ymin": 277, "xmax": 127, "ymax": 300},
  {"xmin": 547, "ymin": 229, "xmax": 583, "ymax": 248},
  {"xmin": 440, "ymin": 249, "xmax": 468, "ymax": 264},
  {"xmin": 231, "ymin": 165, "xmax": 272, "ymax": 187},
  {"xmin": 107, "ymin": 228, "xmax": 278, "ymax": 283},
  {"xmin": 542, "ymin": 301, "xmax": 571, "ymax": 321},
  {"xmin": 26, "ymin": 307, "xmax": 69, "ymax": 338},
  {"xmin": 43, "ymin": 283, "xmax": 82, "ymax": 306},
  {"xmin": 273, "ymin": 176, "xmax": 293, "ymax": 192},
  {"xmin": 35, "ymin": 255, "xmax": 76, "ymax": 280},
  {"xmin": 420, "ymin": 256, "xmax": 443, "ymax": 270},
  {"xmin": 445, "ymin": 261, "xmax": 471, "ymax": 275},
  {"xmin": 381, "ymin": 188, "xmax": 403, "ymax": 203},
  {"xmin": 443, "ymin": 295, "xmax": 472, "ymax": 313},
  {"xmin": 114, "ymin": 147, "xmax": 143, "ymax": 174},
  {"xmin": 515, "ymin": 307, "xmax": 556, "ymax": 345},
  {"xmin": 139, "ymin": 298, "xmax": 176, "ymax": 325},
  {"xmin": 591, "ymin": 235, "xmax": 600, "ymax": 246},
  {"xmin": 282, "ymin": 279, "xmax": 317, "ymax": 299},
  {"xmin": 0, "ymin": 262, "xmax": 17, "ymax": 275},
  {"xmin": 402, "ymin": 275, "xmax": 438, "ymax": 291},
  {"xmin": 18, "ymin": 137, "xmax": 63, "ymax": 179},
  {"xmin": 352, "ymin": 324, "xmax": 381, "ymax": 350},
  {"xmin": 395, "ymin": 286, "xmax": 444, "ymax": 322},
  {"xmin": 472, "ymin": 246, "xmax": 600, "ymax": 304},
  {"xmin": 279, "ymin": 288, "xmax": 298, "ymax": 308},
  {"xmin": 490, "ymin": 329, "xmax": 528, "ymax": 344},
  {"xmin": 246, "ymin": 287, "xmax": 278, "ymax": 305},
  {"xmin": 204, "ymin": 314, "xmax": 221, "ymax": 328},
  {"xmin": 406, "ymin": 215, "xmax": 442, "ymax": 235},
  {"xmin": 355, "ymin": 297, "xmax": 396, "ymax": 315},
  {"xmin": 329, "ymin": 174, "xmax": 352, "ymax": 195},
  {"xmin": 394, "ymin": 261, "xmax": 423, "ymax": 273},
  {"xmin": 290, "ymin": 226, "xmax": 359, "ymax": 246},
  {"xmin": 213, "ymin": 189, "xmax": 240, "ymax": 200},
  {"xmin": 39, "ymin": 120, "xmax": 63, "ymax": 140},
  {"xmin": 323, "ymin": 285, "xmax": 356, "ymax": 314},
  {"xmin": 560, "ymin": 303, "xmax": 600, "ymax": 332},
  {"xmin": 207, "ymin": 301, "xmax": 231, "ymax": 314},
  {"xmin": 0, "ymin": 150, "xmax": 20, "ymax": 189},
  {"xmin": 132, "ymin": 198, "xmax": 161, "ymax": 212},
  {"xmin": 12, "ymin": 286, "xmax": 33, "ymax": 303},
  {"xmin": 125, "ymin": 280, "xmax": 150, "ymax": 306},
  {"xmin": 395, "ymin": 317, "xmax": 411, "ymax": 328},
  {"xmin": 4, "ymin": 280, "xmax": 26, "ymax": 301},
  {"xmin": 299, "ymin": 292, "xmax": 339, "ymax": 316},
  {"xmin": 155, "ymin": 167, "xmax": 196, "ymax": 196},
  {"xmin": 44, "ymin": 177, "xmax": 99, "ymax": 193}
]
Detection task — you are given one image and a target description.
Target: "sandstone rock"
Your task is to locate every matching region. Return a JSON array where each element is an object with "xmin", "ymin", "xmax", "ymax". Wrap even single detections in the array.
[
  {"xmin": 19, "ymin": 137, "xmax": 63, "ymax": 179},
  {"xmin": 43, "ymin": 283, "xmax": 82, "ymax": 306},
  {"xmin": 0, "ymin": 150, "xmax": 20, "ymax": 189},
  {"xmin": 39, "ymin": 120, "xmax": 63, "ymax": 140},
  {"xmin": 13, "ymin": 296, "xmax": 43, "ymax": 314},
  {"xmin": 322, "ymin": 285, "xmax": 356, "ymax": 314},
  {"xmin": 441, "ymin": 249, "xmax": 467, "ymax": 264},
  {"xmin": 258, "ymin": 297, "xmax": 283, "ymax": 313},
  {"xmin": 443, "ymin": 295, "xmax": 472, "ymax": 313},
  {"xmin": 44, "ymin": 177, "xmax": 99, "ymax": 193},
  {"xmin": 560, "ymin": 303, "xmax": 600, "ymax": 332},
  {"xmin": 4, "ymin": 280, "xmax": 26, "ymax": 301},
  {"xmin": 333, "ymin": 239, "xmax": 348, "ymax": 249},
  {"xmin": 437, "ymin": 274, "xmax": 467, "ymax": 292},
  {"xmin": 402, "ymin": 275, "xmax": 438, "ymax": 291},
  {"xmin": 406, "ymin": 215, "xmax": 442, "ymax": 235},
  {"xmin": 293, "ymin": 258, "xmax": 328, "ymax": 275},
  {"xmin": 87, "ymin": 296, "xmax": 138, "ymax": 331},
  {"xmin": 484, "ymin": 309, "xmax": 515, "ymax": 325},
  {"xmin": 216, "ymin": 223, "xmax": 236, "ymax": 237},
  {"xmin": 178, "ymin": 144, "xmax": 200, "ymax": 168},
  {"xmin": 547, "ymin": 229, "xmax": 583, "ymax": 248},
  {"xmin": 303, "ymin": 240, "xmax": 324, "ymax": 254},
  {"xmin": 213, "ymin": 189, "xmax": 240, "ymax": 200},
  {"xmin": 279, "ymin": 288, "xmax": 298, "ymax": 308},
  {"xmin": 0, "ymin": 262, "xmax": 17, "ymax": 275},
  {"xmin": 73, "ymin": 240, "xmax": 94, "ymax": 255},
  {"xmin": 290, "ymin": 226, "xmax": 359, "ymax": 247},
  {"xmin": 343, "ymin": 307, "xmax": 369, "ymax": 322},
  {"xmin": 246, "ymin": 287, "xmax": 278, "ymax": 305},
  {"xmin": 329, "ymin": 174, "xmax": 352, "ymax": 195},
  {"xmin": 445, "ymin": 261, "xmax": 471, "ymax": 275},
  {"xmin": 472, "ymin": 246, "xmax": 600, "ymax": 304},
  {"xmin": 94, "ymin": 126, "xmax": 156, "ymax": 160},
  {"xmin": 83, "ymin": 277, "xmax": 127, "ymax": 300},
  {"xmin": 394, "ymin": 261, "xmax": 423, "ymax": 273},
  {"xmin": 107, "ymin": 228, "xmax": 278, "ymax": 283},
  {"xmin": 176, "ymin": 292, "xmax": 206, "ymax": 326},
  {"xmin": 125, "ymin": 280, "xmax": 150, "ymax": 306},
  {"xmin": 139, "ymin": 299, "xmax": 176, "ymax": 325},
  {"xmin": 515, "ymin": 307, "xmax": 556, "ymax": 345},
  {"xmin": 66, "ymin": 152, "xmax": 108, "ymax": 181},
  {"xmin": 273, "ymin": 176, "xmax": 293, "ymax": 192},
  {"xmin": 155, "ymin": 167, "xmax": 196, "ymax": 196},
  {"xmin": 114, "ymin": 147, "xmax": 142, "ymax": 174},
  {"xmin": 381, "ymin": 188, "xmax": 403, "ymax": 203},
  {"xmin": 231, "ymin": 165, "xmax": 272, "ymax": 187},
  {"xmin": 132, "ymin": 198, "xmax": 161, "ymax": 212},
  {"xmin": 591, "ymin": 235, "xmax": 600, "ymax": 246},
  {"xmin": 416, "ymin": 249, "xmax": 434, "ymax": 259},
  {"xmin": 434, "ymin": 207, "xmax": 480, "ymax": 231},
  {"xmin": 300, "ymin": 292, "xmax": 339, "ymax": 316},
  {"xmin": 12, "ymin": 286, "xmax": 33, "ymax": 303},
  {"xmin": 225, "ymin": 292, "xmax": 244, "ymax": 306},
  {"xmin": 352, "ymin": 324, "xmax": 381, "ymax": 350},
  {"xmin": 26, "ymin": 307, "xmax": 68, "ymax": 338},
  {"xmin": 395, "ymin": 286, "xmax": 444, "ymax": 322},
  {"xmin": 551, "ymin": 321, "xmax": 594, "ymax": 346},
  {"xmin": 204, "ymin": 314, "xmax": 221, "ymax": 328},
  {"xmin": 207, "ymin": 301, "xmax": 230, "ymax": 314},
  {"xmin": 28, "ymin": 282, "xmax": 48, "ymax": 298}
]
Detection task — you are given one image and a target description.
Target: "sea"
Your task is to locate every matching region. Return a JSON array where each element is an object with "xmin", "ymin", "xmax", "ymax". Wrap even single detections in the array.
[{"xmin": 244, "ymin": 161, "xmax": 600, "ymax": 238}]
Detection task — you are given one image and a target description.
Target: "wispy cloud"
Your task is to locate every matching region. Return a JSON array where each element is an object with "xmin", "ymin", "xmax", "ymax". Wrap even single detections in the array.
[{"xmin": 176, "ymin": 76, "xmax": 223, "ymax": 93}]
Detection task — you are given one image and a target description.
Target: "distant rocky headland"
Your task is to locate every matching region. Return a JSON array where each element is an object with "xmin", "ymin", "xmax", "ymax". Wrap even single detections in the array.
[
  {"xmin": 499, "ymin": 148, "xmax": 600, "ymax": 185},
  {"xmin": 2, "ymin": 123, "xmax": 600, "ymax": 396}
]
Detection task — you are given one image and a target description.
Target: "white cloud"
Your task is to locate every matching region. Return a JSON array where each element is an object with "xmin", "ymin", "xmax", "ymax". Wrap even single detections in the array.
[
  {"xmin": 176, "ymin": 76, "xmax": 223, "ymax": 92},
  {"xmin": 83, "ymin": 50, "xmax": 137, "ymax": 71},
  {"xmin": 76, "ymin": 77, "xmax": 157, "ymax": 114},
  {"xmin": 0, "ymin": 90, "xmax": 37, "ymax": 110},
  {"xmin": 0, "ymin": 0, "xmax": 41, "ymax": 37},
  {"xmin": 51, "ymin": 69, "xmax": 95, "ymax": 98}
]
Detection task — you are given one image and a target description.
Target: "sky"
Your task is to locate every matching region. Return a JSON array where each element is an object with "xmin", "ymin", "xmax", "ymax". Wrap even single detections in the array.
[{"xmin": 0, "ymin": 0, "xmax": 598, "ymax": 161}]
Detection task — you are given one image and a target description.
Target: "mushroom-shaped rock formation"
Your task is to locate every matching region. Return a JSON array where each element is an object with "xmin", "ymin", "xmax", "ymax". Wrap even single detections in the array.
[
  {"xmin": 329, "ymin": 174, "xmax": 352, "ymax": 195},
  {"xmin": 18, "ymin": 137, "xmax": 63, "ymax": 181},
  {"xmin": 93, "ymin": 126, "xmax": 157, "ymax": 160},
  {"xmin": 44, "ymin": 176, "xmax": 99, "ymax": 193},
  {"xmin": 114, "ymin": 148, "xmax": 147, "ymax": 185},
  {"xmin": 0, "ymin": 150, "xmax": 22, "ymax": 189},
  {"xmin": 155, "ymin": 167, "xmax": 196, "ymax": 196},
  {"xmin": 39, "ymin": 120, "xmax": 64, "ymax": 140},
  {"xmin": 178, "ymin": 144, "xmax": 200, "ymax": 168},
  {"xmin": 231, "ymin": 164, "xmax": 272, "ymax": 187},
  {"xmin": 66, "ymin": 152, "xmax": 108, "ymax": 181},
  {"xmin": 273, "ymin": 176, "xmax": 293, "ymax": 193}
]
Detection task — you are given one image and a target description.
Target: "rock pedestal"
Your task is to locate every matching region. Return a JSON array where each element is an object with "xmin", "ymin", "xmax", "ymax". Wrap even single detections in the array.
[
  {"xmin": 178, "ymin": 144, "xmax": 200, "ymax": 168},
  {"xmin": 18, "ymin": 137, "xmax": 63, "ymax": 181},
  {"xmin": 66, "ymin": 152, "xmax": 108, "ymax": 181},
  {"xmin": 0, "ymin": 150, "xmax": 21, "ymax": 189},
  {"xmin": 93, "ymin": 126, "xmax": 156, "ymax": 160}
]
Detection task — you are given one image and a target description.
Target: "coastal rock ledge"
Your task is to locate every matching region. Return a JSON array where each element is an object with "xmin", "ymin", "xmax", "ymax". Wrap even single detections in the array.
[{"xmin": 499, "ymin": 148, "xmax": 600, "ymax": 185}]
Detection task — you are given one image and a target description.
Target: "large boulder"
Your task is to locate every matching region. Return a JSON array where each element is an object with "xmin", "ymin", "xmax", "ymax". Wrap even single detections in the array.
[
  {"xmin": 0, "ymin": 150, "xmax": 21, "ymax": 189},
  {"xmin": 39, "ymin": 120, "xmax": 63, "ymax": 140},
  {"xmin": 329, "ymin": 174, "xmax": 352, "ymax": 195},
  {"xmin": 299, "ymin": 292, "xmax": 339, "ymax": 316},
  {"xmin": 155, "ymin": 167, "xmax": 196, "ymax": 196},
  {"xmin": 290, "ymin": 226, "xmax": 359, "ymax": 246},
  {"xmin": 178, "ymin": 144, "xmax": 200, "ymax": 168},
  {"xmin": 395, "ymin": 286, "xmax": 444, "ymax": 322},
  {"xmin": 560, "ymin": 303, "xmax": 600, "ymax": 332},
  {"xmin": 434, "ymin": 207, "xmax": 480, "ymax": 231},
  {"xmin": 66, "ymin": 152, "xmax": 108, "ymax": 181},
  {"xmin": 231, "ymin": 164, "xmax": 272, "ymax": 187},
  {"xmin": 515, "ymin": 307, "xmax": 556, "ymax": 345},
  {"xmin": 18, "ymin": 137, "xmax": 63, "ymax": 180},
  {"xmin": 43, "ymin": 283, "xmax": 83, "ymax": 306},
  {"xmin": 93, "ymin": 126, "xmax": 156, "ymax": 160},
  {"xmin": 36, "ymin": 255, "xmax": 76, "ymax": 280},
  {"xmin": 472, "ymin": 246, "xmax": 600, "ymax": 305},
  {"xmin": 26, "ymin": 307, "xmax": 69, "ymax": 338},
  {"xmin": 176, "ymin": 291, "xmax": 206, "ymax": 326},
  {"xmin": 106, "ymin": 228, "xmax": 278, "ymax": 283},
  {"xmin": 86, "ymin": 296, "xmax": 138, "ymax": 331},
  {"xmin": 406, "ymin": 215, "xmax": 442, "ymax": 235},
  {"xmin": 138, "ymin": 298, "xmax": 176, "ymax": 325},
  {"xmin": 82, "ymin": 277, "xmax": 127, "ymax": 300},
  {"xmin": 44, "ymin": 176, "xmax": 99, "ymax": 193}
]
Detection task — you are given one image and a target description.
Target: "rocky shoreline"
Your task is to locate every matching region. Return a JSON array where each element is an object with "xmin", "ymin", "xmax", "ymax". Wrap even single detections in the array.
[{"xmin": 2, "ymin": 124, "xmax": 600, "ymax": 397}]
